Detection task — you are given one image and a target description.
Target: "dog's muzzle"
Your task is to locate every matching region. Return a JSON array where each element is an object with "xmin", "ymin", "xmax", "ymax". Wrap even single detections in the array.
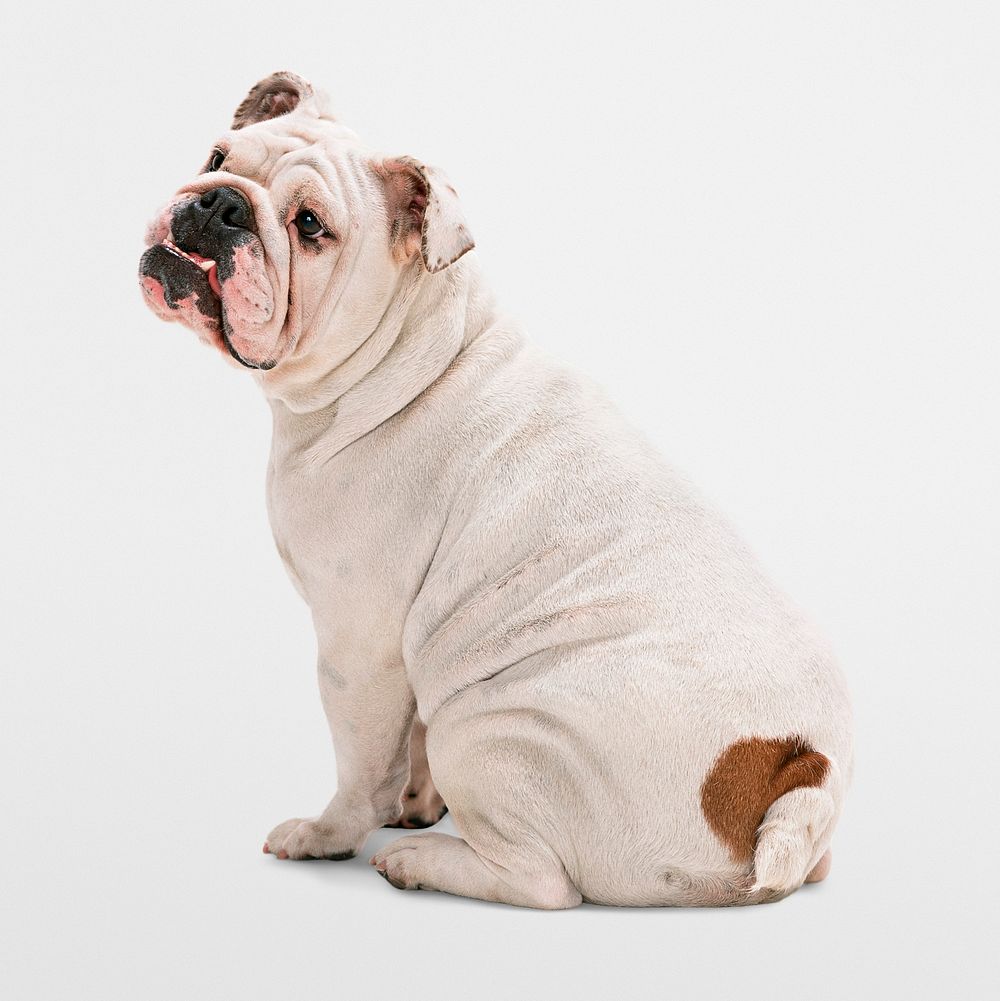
[
  {"xmin": 172, "ymin": 186, "xmax": 256, "ymax": 263},
  {"xmin": 140, "ymin": 183, "xmax": 280, "ymax": 369}
]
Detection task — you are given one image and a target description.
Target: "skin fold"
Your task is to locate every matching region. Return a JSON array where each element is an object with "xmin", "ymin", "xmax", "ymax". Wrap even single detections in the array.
[{"xmin": 139, "ymin": 73, "xmax": 853, "ymax": 908}]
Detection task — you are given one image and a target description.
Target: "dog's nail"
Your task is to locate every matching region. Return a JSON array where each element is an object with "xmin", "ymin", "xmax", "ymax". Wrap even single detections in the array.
[
  {"xmin": 276, "ymin": 849, "xmax": 289, "ymax": 859},
  {"xmin": 262, "ymin": 842, "xmax": 270, "ymax": 854}
]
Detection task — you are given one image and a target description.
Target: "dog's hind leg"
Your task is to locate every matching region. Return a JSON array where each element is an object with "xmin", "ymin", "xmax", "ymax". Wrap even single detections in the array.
[
  {"xmin": 383, "ymin": 719, "xmax": 449, "ymax": 830},
  {"xmin": 370, "ymin": 833, "xmax": 582, "ymax": 909},
  {"xmin": 805, "ymin": 848, "xmax": 832, "ymax": 883}
]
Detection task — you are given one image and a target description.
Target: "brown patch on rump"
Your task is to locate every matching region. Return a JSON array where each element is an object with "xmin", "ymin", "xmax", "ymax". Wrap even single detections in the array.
[{"xmin": 700, "ymin": 736, "xmax": 829, "ymax": 863}]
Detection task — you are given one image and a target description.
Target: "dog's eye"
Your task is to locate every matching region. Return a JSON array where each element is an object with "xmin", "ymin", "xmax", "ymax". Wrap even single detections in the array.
[
  {"xmin": 206, "ymin": 149, "xmax": 226, "ymax": 172},
  {"xmin": 294, "ymin": 209, "xmax": 326, "ymax": 239}
]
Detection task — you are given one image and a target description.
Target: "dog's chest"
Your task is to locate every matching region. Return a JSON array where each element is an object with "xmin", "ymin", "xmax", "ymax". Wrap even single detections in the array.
[
  {"xmin": 264, "ymin": 422, "xmax": 447, "ymax": 628},
  {"xmin": 266, "ymin": 453, "xmax": 360, "ymax": 602},
  {"xmin": 267, "ymin": 443, "xmax": 379, "ymax": 593}
]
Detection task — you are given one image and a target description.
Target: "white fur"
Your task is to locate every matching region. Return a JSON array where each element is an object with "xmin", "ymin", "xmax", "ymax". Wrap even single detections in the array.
[{"xmin": 143, "ymin": 77, "xmax": 854, "ymax": 908}]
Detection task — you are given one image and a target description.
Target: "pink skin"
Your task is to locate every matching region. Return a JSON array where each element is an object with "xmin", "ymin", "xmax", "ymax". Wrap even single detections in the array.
[
  {"xmin": 220, "ymin": 241, "xmax": 278, "ymax": 362},
  {"xmin": 805, "ymin": 849, "xmax": 832, "ymax": 883},
  {"xmin": 143, "ymin": 196, "xmax": 187, "ymax": 247},
  {"xmin": 138, "ymin": 273, "xmax": 224, "ymax": 348}
]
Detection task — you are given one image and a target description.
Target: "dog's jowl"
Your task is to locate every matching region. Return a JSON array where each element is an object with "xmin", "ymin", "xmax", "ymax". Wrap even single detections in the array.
[{"xmin": 138, "ymin": 72, "xmax": 853, "ymax": 908}]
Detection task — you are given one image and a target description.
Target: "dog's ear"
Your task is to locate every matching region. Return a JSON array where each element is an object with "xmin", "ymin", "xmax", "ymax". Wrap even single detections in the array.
[
  {"xmin": 374, "ymin": 157, "xmax": 475, "ymax": 273},
  {"xmin": 232, "ymin": 72, "xmax": 314, "ymax": 129}
]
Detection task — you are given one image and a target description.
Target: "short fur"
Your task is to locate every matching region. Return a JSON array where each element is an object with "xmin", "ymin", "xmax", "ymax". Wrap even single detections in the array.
[{"xmin": 138, "ymin": 73, "xmax": 853, "ymax": 908}]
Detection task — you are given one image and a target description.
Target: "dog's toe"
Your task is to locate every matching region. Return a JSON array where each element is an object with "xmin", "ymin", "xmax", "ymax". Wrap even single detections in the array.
[
  {"xmin": 265, "ymin": 817, "xmax": 357, "ymax": 861},
  {"xmin": 370, "ymin": 840, "xmax": 425, "ymax": 891}
]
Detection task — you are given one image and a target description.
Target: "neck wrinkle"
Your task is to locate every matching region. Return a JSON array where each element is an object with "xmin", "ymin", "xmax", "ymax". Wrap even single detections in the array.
[
  {"xmin": 265, "ymin": 257, "xmax": 421, "ymax": 416},
  {"xmin": 270, "ymin": 254, "xmax": 497, "ymax": 464}
]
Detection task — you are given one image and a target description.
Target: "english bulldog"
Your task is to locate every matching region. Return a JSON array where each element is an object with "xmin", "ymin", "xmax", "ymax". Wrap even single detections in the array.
[{"xmin": 139, "ymin": 72, "xmax": 852, "ymax": 908}]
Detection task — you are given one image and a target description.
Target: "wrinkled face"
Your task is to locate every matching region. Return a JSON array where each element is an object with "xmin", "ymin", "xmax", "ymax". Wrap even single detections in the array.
[{"xmin": 139, "ymin": 73, "xmax": 474, "ymax": 376}]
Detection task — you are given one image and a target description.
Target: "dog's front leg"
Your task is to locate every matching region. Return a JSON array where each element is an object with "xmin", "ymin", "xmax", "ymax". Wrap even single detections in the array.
[{"xmin": 264, "ymin": 654, "xmax": 414, "ymax": 861}]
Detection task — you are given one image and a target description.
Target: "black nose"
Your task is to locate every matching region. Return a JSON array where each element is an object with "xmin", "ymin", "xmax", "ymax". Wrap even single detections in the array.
[
  {"xmin": 170, "ymin": 185, "xmax": 257, "ymax": 261},
  {"xmin": 198, "ymin": 186, "xmax": 253, "ymax": 231}
]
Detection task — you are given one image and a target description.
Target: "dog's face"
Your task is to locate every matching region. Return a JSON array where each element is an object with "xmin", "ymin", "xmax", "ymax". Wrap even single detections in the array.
[{"xmin": 139, "ymin": 72, "xmax": 474, "ymax": 374}]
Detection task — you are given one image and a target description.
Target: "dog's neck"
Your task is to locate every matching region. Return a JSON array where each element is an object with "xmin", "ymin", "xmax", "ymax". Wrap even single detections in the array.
[{"xmin": 265, "ymin": 253, "xmax": 499, "ymax": 462}]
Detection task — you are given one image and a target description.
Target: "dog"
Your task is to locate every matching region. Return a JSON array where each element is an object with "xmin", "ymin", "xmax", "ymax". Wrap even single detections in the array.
[{"xmin": 139, "ymin": 72, "xmax": 852, "ymax": 908}]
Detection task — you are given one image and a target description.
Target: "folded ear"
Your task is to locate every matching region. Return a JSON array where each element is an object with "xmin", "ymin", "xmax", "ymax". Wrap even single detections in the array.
[
  {"xmin": 232, "ymin": 72, "xmax": 314, "ymax": 129},
  {"xmin": 374, "ymin": 156, "xmax": 475, "ymax": 273}
]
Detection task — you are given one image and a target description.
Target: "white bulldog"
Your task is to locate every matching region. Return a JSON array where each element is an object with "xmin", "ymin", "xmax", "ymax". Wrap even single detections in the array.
[{"xmin": 139, "ymin": 72, "xmax": 853, "ymax": 908}]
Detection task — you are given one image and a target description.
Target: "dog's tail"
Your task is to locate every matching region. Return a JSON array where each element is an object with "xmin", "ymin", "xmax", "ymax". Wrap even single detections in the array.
[
  {"xmin": 749, "ymin": 751, "xmax": 842, "ymax": 899},
  {"xmin": 700, "ymin": 735, "xmax": 847, "ymax": 903}
]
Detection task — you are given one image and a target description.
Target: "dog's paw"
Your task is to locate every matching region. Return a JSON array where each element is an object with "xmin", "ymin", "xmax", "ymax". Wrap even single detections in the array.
[
  {"xmin": 384, "ymin": 781, "xmax": 448, "ymax": 830},
  {"xmin": 370, "ymin": 836, "xmax": 429, "ymax": 890},
  {"xmin": 263, "ymin": 817, "xmax": 357, "ymax": 861}
]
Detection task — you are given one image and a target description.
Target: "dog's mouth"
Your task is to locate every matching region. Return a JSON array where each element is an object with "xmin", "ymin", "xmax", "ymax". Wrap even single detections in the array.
[
  {"xmin": 161, "ymin": 239, "xmax": 223, "ymax": 298},
  {"xmin": 140, "ymin": 205, "xmax": 281, "ymax": 370},
  {"xmin": 139, "ymin": 239, "xmax": 223, "ymax": 338}
]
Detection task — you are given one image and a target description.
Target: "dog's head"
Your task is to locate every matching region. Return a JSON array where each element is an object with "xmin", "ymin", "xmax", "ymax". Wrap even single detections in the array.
[{"xmin": 139, "ymin": 72, "xmax": 474, "ymax": 374}]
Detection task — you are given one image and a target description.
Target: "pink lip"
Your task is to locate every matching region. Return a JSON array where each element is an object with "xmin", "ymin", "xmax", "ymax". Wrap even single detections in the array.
[{"xmin": 161, "ymin": 239, "xmax": 222, "ymax": 297}]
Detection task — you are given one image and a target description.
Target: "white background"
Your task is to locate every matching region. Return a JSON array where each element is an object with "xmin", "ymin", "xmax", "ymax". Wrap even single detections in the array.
[{"xmin": 2, "ymin": 2, "xmax": 997, "ymax": 998}]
